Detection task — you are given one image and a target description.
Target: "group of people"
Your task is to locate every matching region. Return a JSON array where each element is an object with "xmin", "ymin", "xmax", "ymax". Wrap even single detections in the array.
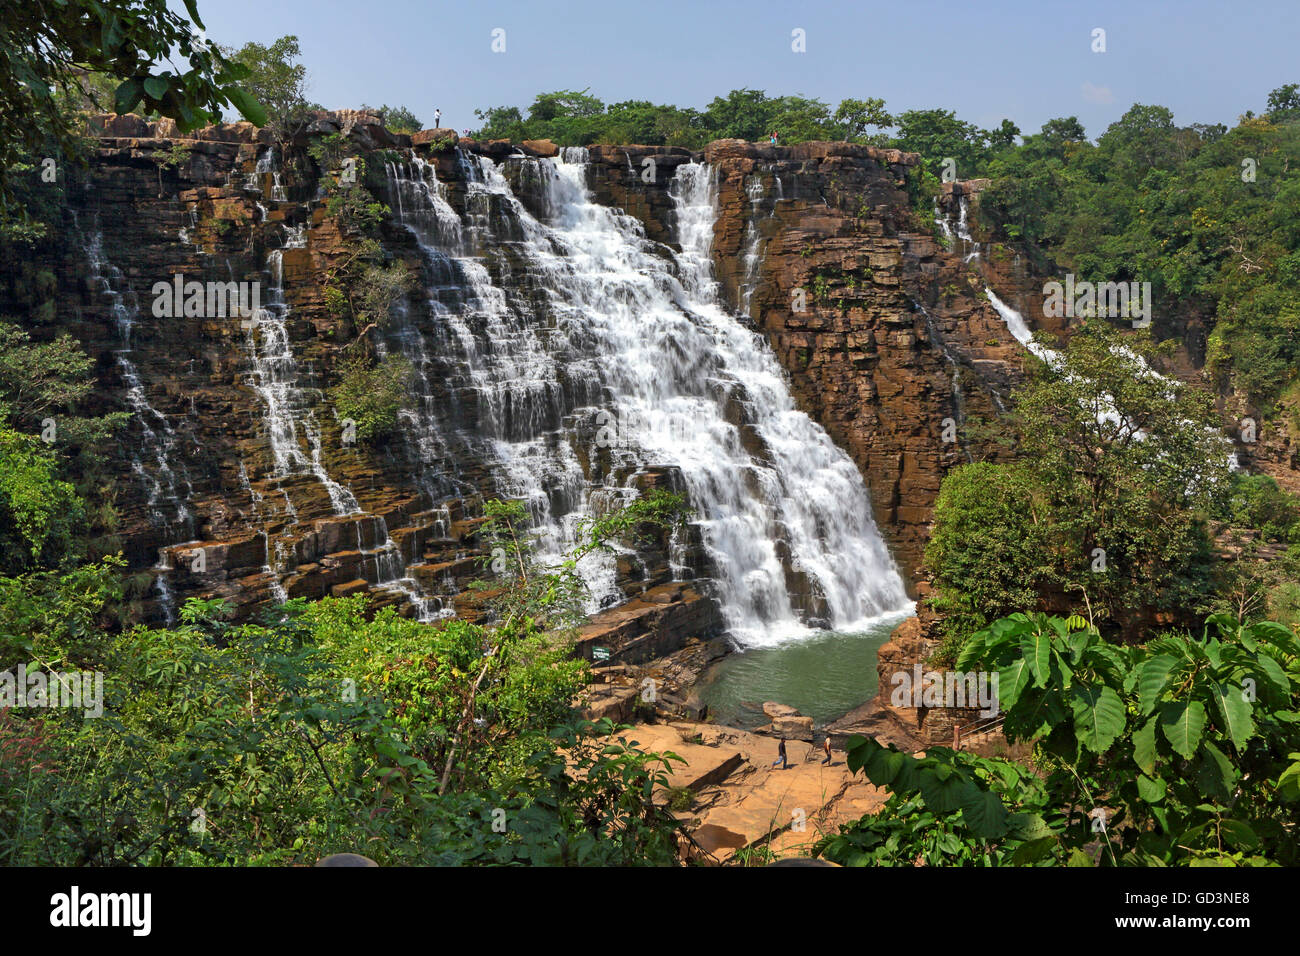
[
  {"xmin": 771, "ymin": 735, "xmax": 833, "ymax": 770},
  {"xmin": 768, "ymin": 130, "xmax": 779, "ymax": 146}
]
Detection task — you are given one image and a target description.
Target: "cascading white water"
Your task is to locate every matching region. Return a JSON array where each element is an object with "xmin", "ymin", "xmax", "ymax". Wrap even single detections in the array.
[
  {"xmin": 81, "ymin": 225, "xmax": 195, "ymax": 623},
  {"xmin": 246, "ymin": 247, "xmax": 359, "ymax": 515},
  {"xmin": 386, "ymin": 150, "xmax": 911, "ymax": 645},
  {"xmin": 83, "ymin": 229, "xmax": 194, "ymax": 534},
  {"xmin": 668, "ymin": 162, "xmax": 911, "ymax": 640},
  {"xmin": 985, "ymin": 287, "xmax": 1048, "ymax": 356},
  {"xmin": 984, "ymin": 287, "xmax": 1237, "ymax": 469},
  {"xmin": 243, "ymin": 237, "xmax": 446, "ymax": 619},
  {"xmin": 739, "ymin": 174, "xmax": 766, "ymax": 316},
  {"xmin": 936, "ymin": 195, "xmax": 980, "ymax": 262},
  {"xmin": 912, "ymin": 297, "xmax": 976, "ymax": 458}
]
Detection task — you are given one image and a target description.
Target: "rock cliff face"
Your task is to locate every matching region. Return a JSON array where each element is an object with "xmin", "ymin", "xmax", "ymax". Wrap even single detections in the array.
[{"xmin": 9, "ymin": 112, "xmax": 1035, "ymax": 639}]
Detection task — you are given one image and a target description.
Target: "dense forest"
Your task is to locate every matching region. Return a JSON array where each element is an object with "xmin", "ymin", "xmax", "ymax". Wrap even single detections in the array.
[{"xmin": 0, "ymin": 2, "xmax": 1297, "ymax": 869}]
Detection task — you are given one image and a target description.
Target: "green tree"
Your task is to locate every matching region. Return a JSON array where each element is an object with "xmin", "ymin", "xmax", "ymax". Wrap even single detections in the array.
[
  {"xmin": 221, "ymin": 35, "xmax": 314, "ymax": 141},
  {"xmin": 927, "ymin": 322, "xmax": 1229, "ymax": 649},
  {"xmin": 1267, "ymin": 83, "xmax": 1300, "ymax": 119},
  {"xmin": 0, "ymin": 427, "xmax": 85, "ymax": 573},
  {"xmin": 0, "ymin": 0, "xmax": 264, "ymax": 217},
  {"xmin": 892, "ymin": 108, "xmax": 992, "ymax": 179},
  {"xmin": 378, "ymin": 104, "xmax": 422, "ymax": 133},
  {"xmin": 832, "ymin": 97, "xmax": 894, "ymax": 141},
  {"xmin": 1, "ymin": 494, "xmax": 690, "ymax": 866},
  {"xmin": 329, "ymin": 354, "xmax": 412, "ymax": 443},
  {"xmin": 702, "ymin": 89, "xmax": 776, "ymax": 142},
  {"xmin": 925, "ymin": 461, "xmax": 1045, "ymax": 656}
]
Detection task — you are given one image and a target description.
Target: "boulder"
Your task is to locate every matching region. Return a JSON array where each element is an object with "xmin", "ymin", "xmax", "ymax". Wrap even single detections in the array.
[
  {"xmin": 762, "ymin": 701, "xmax": 800, "ymax": 719},
  {"xmin": 411, "ymin": 127, "xmax": 460, "ymax": 150},
  {"xmin": 520, "ymin": 139, "xmax": 559, "ymax": 158},
  {"xmin": 315, "ymin": 853, "xmax": 378, "ymax": 867},
  {"xmin": 771, "ymin": 714, "xmax": 815, "ymax": 737}
]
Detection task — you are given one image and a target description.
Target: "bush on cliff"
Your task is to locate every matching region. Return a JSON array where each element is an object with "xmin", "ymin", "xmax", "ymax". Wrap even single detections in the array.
[
  {"xmin": 925, "ymin": 461, "xmax": 1045, "ymax": 656},
  {"xmin": 329, "ymin": 353, "xmax": 412, "ymax": 444}
]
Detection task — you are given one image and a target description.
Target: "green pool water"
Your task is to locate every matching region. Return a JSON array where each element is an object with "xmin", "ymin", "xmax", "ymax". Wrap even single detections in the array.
[{"xmin": 694, "ymin": 610, "xmax": 915, "ymax": 729}]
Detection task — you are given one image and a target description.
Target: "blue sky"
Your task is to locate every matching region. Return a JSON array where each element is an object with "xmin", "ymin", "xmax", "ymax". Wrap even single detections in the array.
[{"xmin": 183, "ymin": 0, "xmax": 1298, "ymax": 139}]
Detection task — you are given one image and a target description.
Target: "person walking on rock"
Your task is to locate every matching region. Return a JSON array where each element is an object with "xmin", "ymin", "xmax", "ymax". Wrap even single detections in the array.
[
  {"xmin": 821, "ymin": 735, "xmax": 833, "ymax": 765},
  {"xmin": 772, "ymin": 737, "xmax": 788, "ymax": 770}
]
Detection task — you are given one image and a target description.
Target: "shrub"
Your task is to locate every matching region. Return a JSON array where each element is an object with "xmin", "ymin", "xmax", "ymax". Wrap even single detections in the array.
[{"xmin": 329, "ymin": 354, "xmax": 411, "ymax": 443}]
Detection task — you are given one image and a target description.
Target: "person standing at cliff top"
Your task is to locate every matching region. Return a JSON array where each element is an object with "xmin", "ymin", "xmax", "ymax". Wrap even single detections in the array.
[
  {"xmin": 771, "ymin": 737, "xmax": 788, "ymax": 770},
  {"xmin": 434, "ymin": 107, "xmax": 442, "ymax": 128}
]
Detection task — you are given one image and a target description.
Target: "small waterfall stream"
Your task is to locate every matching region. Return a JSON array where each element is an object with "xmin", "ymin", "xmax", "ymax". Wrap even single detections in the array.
[
  {"xmin": 246, "ymin": 247, "xmax": 359, "ymax": 515},
  {"xmin": 80, "ymin": 225, "xmax": 196, "ymax": 623}
]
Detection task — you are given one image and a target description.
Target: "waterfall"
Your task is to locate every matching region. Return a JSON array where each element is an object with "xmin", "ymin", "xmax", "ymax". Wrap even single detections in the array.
[
  {"xmin": 243, "ymin": 237, "xmax": 449, "ymax": 618},
  {"xmin": 986, "ymin": 287, "xmax": 1055, "ymax": 361},
  {"xmin": 912, "ymin": 298, "xmax": 974, "ymax": 461},
  {"xmin": 386, "ymin": 150, "xmax": 911, "ymax": 645},
  {"xmin": 82, "ymin": 229, "xmax": 195, "ymax": 536},
  {"xmin": 81, "ymin": 225, "xmax": 196, "ymax": 623},
  {"xmin": 246, "ymin": 246, "xmax": 359, "ymax": 515},
  {"xmin": 936, "ymin": 195, "xmax": 980, "ymax": 262},
  {"xmin": 984, "ymin": 287, "xmax": 1236, "ymax": 468},
  {"xmin": 739, "ymin": 174, "xmax": 766, "ymax": 316}
]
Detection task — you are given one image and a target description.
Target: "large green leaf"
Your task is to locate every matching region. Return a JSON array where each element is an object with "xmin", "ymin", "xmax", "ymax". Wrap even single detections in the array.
[
  {"xmin": 1159, "ymin": 699, "xmax": 1206, "ymax": 761},
  {"xmin": 1136, "ymin": 773, "xmax": 1166, "ymax": 803},
  {"xmin": 1193, "ymin": 741, "xmax": 1239, "ymax": 801},
  {"xmin": 1007, "ymin": 812, "xmax": 1055, "ymax": 842},
  {"xmin": 1070, "ymin": 684, "xmax": 1125, "ymax": 753},
  {"xmin": 143, "ymin": 76, "xmax": 170, "ymax": 101},
  {"xmin": 1256, "ymin": 653, "xmax": 1291, "ymax": 700},
  {"xmin": 1021, "ymin": 629, "xmax": 1052, "ymax": 688},
  {"xmin": 917, "ymin": 767, "xmax": 967, "ymax": 813},
  {"xmin": 184, "ymin": 0, "xmax": 206, "ymax": 29},
  {"xmin": 1137, "ymin": 654, "xmax": 1179, "ymax": 715},
  {"xmin": 1133, "ymin": 716, "xmax": 1158, "ymax": 775},
  {"xmin": 958, "ymin": 782, "xmax": 1009, "ymax": 839},
  {"xmin": 998, "ymin": 656, "xmax": 1033, "ymax": 710},
  {"xmin": 1245, "ymin": 620, "xmax": 1300, "ymax": 656},
  {"xmin": 113, "ymin": 77, "xmax": 143, "ymax": 115},
  {"xmin": 224, "ymin": 85, "xmax": 268, "ymax": 127},
  {"xmin": 1210, "ymin": 681, "xmax": 1256, "ymax": 751},
  {"xmin": 1010, "ymin": 835, "xmax": 1057, "ymax": 865},
  {"xmin": 844, "ymin": 734, "xmax": 870, "ymax": 774},
  {"xmin": 1218, "ymin": 819, "xmax": 1260, "ymax": 852},
  {"xmin": 1276, "ymin": 756, "xmax": 1300, "ymax": 801}
]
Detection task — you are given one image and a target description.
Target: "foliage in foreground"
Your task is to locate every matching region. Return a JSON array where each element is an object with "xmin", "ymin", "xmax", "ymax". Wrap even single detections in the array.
[
  {"xmin": 819, "ymin": 612, "xmax": 1300, "ymax": 866},
  {"xmin": 0, "ymin": 493, "xmax": 692, "ymax": 866}
]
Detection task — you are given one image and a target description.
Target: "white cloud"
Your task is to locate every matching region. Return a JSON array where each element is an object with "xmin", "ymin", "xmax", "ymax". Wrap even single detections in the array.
[{"xmin": 1081, "ymin": 82, "xmax": 1115, "ymax": 105}]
